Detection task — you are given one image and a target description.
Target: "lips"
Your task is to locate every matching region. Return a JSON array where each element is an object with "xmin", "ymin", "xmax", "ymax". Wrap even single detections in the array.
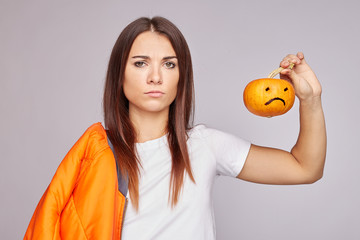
[
  {"xmin": 145, "ymin": 90, "xmax": 164, "ymax": 97},
  {"xmin": 145, "ymin": 90, "xmax": 164, "ymax": 94}
]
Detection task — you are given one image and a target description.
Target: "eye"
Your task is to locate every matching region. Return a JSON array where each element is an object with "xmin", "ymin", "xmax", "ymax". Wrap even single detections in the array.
[
  {"xmin": 134, "ymin": 61, "xmax": 146, "ymax": 68},
  {"xmin": 265, "ymin": 87, "xmax": 270, "ymax": 91},
  {"xmin": 284, "ymin": 87, "xmax": 288, "ymax": 91},
  {"xmin": 164, "ymin": 61, "xmax": 176, "ymax": 69}
]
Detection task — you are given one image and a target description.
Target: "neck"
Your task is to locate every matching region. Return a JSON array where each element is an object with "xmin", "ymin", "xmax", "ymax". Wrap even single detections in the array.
[{"xmin": 129, "ymin": 107, "xmax": 169, "ymax": 143}]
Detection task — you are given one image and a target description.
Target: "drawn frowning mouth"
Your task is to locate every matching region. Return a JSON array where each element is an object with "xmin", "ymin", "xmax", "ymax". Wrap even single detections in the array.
[{"xmin": 265, "ymin": 97, "xmax": 285, "ymax": 106}]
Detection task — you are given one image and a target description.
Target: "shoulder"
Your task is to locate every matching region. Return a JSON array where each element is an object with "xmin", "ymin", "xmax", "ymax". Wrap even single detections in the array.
[
  {"xmin": 84, "ymin": 122, "xmax": 107, "ymax": 136},
  {"xmin": 70, "ymin": 122, "xmax": 110, "ymax": 160},
  {"xmin": 187, "ymin": 124, "xmax": 229, "ymax": 148},
  {"xmin": 188, "ymin": 123, "xmax": 251, "ymax": 147},
  {"xmin": 188, "ymin": 123, "xmax": 229, "ymax": 139}
]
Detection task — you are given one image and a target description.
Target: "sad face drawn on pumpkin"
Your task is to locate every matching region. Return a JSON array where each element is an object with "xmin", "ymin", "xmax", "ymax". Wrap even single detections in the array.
[
  {"xmin": 243, "ymin": 78, "xmax": 295, "ymax": 117},
  {"xmin": 264, "ymin": 86, "xmax": 289, "ymax": 106}
]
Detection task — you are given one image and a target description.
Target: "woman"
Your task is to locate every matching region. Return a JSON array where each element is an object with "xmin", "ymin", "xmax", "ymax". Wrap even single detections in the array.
[{"xmin": 24, "ymin": 16, "xmax": 326, "ymax": 240}]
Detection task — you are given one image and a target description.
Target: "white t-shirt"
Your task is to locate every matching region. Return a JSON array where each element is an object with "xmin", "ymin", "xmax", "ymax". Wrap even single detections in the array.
[{"xmin": 121, "ymin": 124, "xmax": 251, "ymax": 240}]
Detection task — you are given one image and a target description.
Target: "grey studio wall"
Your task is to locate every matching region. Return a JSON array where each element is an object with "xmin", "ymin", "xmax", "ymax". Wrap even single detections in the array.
[{"xmin": 1, "ymin": 0, "xmax": 360, "ymax": 239}]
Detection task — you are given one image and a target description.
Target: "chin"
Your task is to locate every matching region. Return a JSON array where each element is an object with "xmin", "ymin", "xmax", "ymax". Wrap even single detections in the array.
[
  {"xmin": 146, "ymin": 107, "xmax": 169, "ymax": 113},
  {"xmin": 131, "ymin": 103, "xmax": 170, "ymax": 114}
]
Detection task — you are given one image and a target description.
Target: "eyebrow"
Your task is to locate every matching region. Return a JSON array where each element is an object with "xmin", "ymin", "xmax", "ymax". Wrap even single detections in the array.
[{"xmin": 131, "ymin": 55, "xmax": 177, "ymax": 60}]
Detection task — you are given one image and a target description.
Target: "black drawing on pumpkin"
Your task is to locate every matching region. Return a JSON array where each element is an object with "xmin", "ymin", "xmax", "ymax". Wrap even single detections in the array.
[{"xmin": 264, "ymin": 87, "xmax": 288, "ymax": 106}]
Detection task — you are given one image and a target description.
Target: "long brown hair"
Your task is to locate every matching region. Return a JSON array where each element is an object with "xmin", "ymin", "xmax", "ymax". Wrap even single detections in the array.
[{"xmin": 103, "ymin": 16, "xmax": 195, "ymax": 210}]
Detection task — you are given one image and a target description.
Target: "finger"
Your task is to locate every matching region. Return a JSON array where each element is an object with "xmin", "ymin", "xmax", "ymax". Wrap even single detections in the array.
[
  {"xmin": 280, "ymin": 68, "xmax": 292, "ymax": 76},
  {"xmin": 297, "ymin": 52, "xmax": 304, "ymax": 60},
  {"xmin": 284, "ymin": 54, "xmax": 300, "ymax": 62},
  {"xmin": 280, "ymin": 58, "xmax": 297, "ymax": 68},
  {"xmin": 280, "ymin": 59, "xmax": 298, "ymax": 69},
  {"xmin": 281, "ymin": 54, "xmax": 301, "ymax": 67},
  {"xmin": 280, "ymin": 67, "xmax": 302, "ymax": 84},
  {"xmin": 287, "ymin": 56, "xmax": 301, "ymax": 64},
  {"xmin": 297, "ymin": 52, "xmax": 308, "ymax": 66}
]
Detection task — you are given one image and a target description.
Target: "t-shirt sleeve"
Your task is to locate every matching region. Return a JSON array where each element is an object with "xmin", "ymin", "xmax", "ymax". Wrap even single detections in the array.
[{"xmin": 199, "ymin": 125, "xmax": 251, "ymax": 177}]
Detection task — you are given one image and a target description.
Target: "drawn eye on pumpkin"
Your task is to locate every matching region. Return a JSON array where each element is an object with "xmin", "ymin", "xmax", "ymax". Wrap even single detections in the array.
[
  {"xmin": 266, "ymin": 87, "xmax": 270, "ymax": 91},
  {"xmin": 284, "ymin": 87, "xmax": 288, "ymax": 92}
]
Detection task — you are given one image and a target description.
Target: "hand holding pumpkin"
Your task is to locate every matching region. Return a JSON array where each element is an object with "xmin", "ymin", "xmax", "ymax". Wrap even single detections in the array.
[
  {"xmin": 243, "ymin": 52, "xmax": 321, "ymax": 117},
  {"xmin": 279, "ymin": 52, "xmax": 322, "ymax": 102}
]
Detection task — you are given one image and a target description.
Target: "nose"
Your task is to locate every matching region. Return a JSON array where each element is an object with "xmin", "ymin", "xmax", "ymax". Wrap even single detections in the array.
[{"xmin": 147, "ymin": 65, "xmax": 162, "ymax": 85}]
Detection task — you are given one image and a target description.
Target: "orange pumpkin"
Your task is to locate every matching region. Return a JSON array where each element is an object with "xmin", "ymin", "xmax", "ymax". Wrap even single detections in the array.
[{"xmin": 243, "ymin": 64, "xmax": 295, "ymax": 117}]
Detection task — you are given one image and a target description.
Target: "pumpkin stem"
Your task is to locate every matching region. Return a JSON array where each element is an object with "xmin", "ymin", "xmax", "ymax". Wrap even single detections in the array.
[{"xmin": 267, "ymin": 63, "xmax": 295, "ymax": 78}]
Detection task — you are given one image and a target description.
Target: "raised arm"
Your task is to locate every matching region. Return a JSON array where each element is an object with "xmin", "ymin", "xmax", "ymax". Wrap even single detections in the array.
[{"xmin": 237, "ymin": 52, "xmax": 326, "ymax": 184}]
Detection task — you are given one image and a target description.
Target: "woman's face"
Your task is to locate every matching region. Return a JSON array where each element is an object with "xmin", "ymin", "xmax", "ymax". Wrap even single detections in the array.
[{"xmin": 123, "ymin": 31, "xmax": 179, "ymax": 117}]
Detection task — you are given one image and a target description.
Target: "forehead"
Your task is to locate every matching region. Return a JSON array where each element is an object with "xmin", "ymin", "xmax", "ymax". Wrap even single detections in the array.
[{"xmin": 129, "ymin": 31, "xmax": 176, "ymax": 56}]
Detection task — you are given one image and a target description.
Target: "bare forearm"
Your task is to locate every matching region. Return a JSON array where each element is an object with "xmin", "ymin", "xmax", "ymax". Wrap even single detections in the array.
[{"xmin": 291, "ymin": 96, "xmax": 327, "ymax": 182}]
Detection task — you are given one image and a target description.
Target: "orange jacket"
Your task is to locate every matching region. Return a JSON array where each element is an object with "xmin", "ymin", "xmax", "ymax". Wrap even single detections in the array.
[{"xmin": 24, "ymin": 123, "xmax": 127, "ymax": 240}]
